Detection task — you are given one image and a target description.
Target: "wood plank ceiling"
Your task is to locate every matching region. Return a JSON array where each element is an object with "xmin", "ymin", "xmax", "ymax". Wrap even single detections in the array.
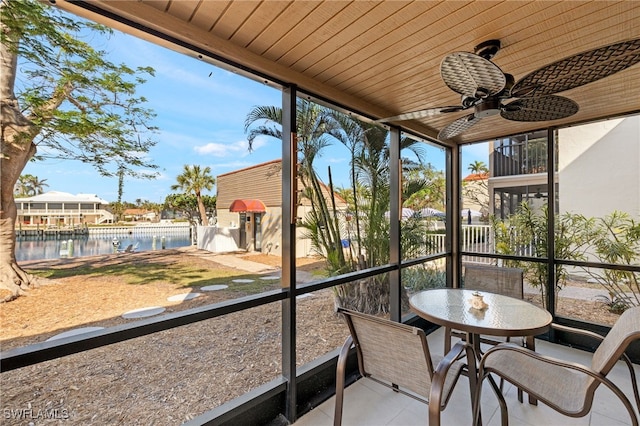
[{"xmin": 57, "ymin": 1, "xmax": 640, "ymax": 145}]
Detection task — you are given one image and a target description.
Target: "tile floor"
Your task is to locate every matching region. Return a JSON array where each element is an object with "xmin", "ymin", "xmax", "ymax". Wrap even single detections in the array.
[{"xmin": 294, "ymin": 328, "xmax": 639, "ymax": 426}]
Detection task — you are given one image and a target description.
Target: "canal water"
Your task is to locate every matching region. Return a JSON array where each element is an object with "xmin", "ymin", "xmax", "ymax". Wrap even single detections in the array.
[{"xmin": 16, "ymin": 234, "xmax": 193, "ymax": 262}]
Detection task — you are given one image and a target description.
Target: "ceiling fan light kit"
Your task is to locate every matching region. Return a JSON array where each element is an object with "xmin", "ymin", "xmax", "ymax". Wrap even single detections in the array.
[{"xmin": 377, "ymin": 38, "xmax": 640, "ymax": 141}]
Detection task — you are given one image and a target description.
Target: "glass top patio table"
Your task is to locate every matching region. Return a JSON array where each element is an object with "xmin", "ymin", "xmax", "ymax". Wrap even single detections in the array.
[
  {"xmin": 410, "ymin": 288, "xmax": 552, "ymax": 409},
  {"xmin": 409, "ymin": 288, "xmax": 552, "ymax": 338}
]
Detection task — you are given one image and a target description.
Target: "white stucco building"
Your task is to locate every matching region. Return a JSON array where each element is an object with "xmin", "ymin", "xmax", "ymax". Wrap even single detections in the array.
[
  {"xmin": 487, "ymin": 116, "xmax": 640, "ymax": 221},
  {"xmin": 15, "ymin": 191, "xmax": 114, "ymax": 227},
  {"xmin": 558, "ymin": 117, "xmax": 640, "ymax": 218}
]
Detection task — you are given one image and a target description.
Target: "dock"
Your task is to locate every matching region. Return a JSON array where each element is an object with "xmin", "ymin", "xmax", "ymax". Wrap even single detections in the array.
[
  {"xmin": 16, "ymin": 223, "xmax": 191, "ymax": 239},
  {"xmin": 15, "ymin": 224, "xmax": 89, "ymax": 238}
]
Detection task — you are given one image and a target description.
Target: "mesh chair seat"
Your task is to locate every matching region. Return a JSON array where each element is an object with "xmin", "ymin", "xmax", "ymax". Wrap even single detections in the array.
[{"xmin": 334, "ymin": 308, "xmax": 474, "ymax": 426}]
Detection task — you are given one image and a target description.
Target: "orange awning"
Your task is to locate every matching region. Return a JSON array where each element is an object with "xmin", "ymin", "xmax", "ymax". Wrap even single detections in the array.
[{"xmin": 229, "ymin": 199, "xmax": 266, "ymax": 213}]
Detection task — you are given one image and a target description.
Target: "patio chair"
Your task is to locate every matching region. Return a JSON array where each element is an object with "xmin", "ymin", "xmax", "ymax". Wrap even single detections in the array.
[
  {"xmin": 334, "ymin": 308, "xmax": 475, "ymax": 426},
  {"xmin": 473, "ymin": 306, "xmax": 640, "ymax": 426}
]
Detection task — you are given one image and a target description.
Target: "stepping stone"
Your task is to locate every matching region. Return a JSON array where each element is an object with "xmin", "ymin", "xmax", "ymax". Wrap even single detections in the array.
[
  {"xmin": 122, "ymin": 306, "xmax": 166, "ymax": 319},
  {"xmin": 46, "ymin": 327, "xmax": 105, "ymax": 341},
  {"xmin": 167, "ymin": 293, "xmax": 201, "ymax": 302},
  {"xmin": 232, "ymin": 279, "xmax": 255, "ymax": 283},
  {"xmin": 260, "ymin": 275, "xmax": 280, "ymax": 281},
  {"xmin": 201, "ymin": 284, "xmax": 229, "ymax": 291}
]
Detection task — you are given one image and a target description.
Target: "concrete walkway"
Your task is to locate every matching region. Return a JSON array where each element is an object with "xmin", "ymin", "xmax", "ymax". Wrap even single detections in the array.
[
  {"xmin": 180, "ymin": 248, "xmax": 316, "ymax": 284},
  {"xmin": 210, "ymin": 253, "xmax": 278, "ymax": 274}
]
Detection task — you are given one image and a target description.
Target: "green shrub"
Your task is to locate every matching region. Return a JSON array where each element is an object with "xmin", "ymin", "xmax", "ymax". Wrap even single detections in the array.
[{"xmin": 402, "ymin": 266, "xmax": 446, "ymax": 292}]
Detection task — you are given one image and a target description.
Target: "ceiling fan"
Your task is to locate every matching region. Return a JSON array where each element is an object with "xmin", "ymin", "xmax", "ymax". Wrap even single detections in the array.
[
  {"xmin": 534, "ymin": 188, "xmax": 547, "ymax": 199},
  {"xmin": 376, "ymin": 38, "xmax": 640, "ymax": 141}
]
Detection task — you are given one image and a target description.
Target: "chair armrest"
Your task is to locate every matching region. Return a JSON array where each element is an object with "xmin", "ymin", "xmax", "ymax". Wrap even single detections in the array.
[
  {"xmin": 481, "ymin": 342, "xmax": 596, "ymax": 377},
  {"xmin": 429, "ymin": 341, "xmax": 472, "ymax": 425},
  {"xmin": 334, "ymin": 335, "xmax": 354, "ymax": 426},
  {"xmin": 551, "ymin": 323, "xmax": 605, "ymax": 343}
]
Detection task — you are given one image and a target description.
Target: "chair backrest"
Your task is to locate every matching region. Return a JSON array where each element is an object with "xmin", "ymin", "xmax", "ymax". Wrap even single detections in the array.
[
  {"xmin": 592, "ymin": 306, "xmax": 640, "ymax": 375},
  {"xmin": 338, "ymin": 308, "xmax": 435, "ymax": 397},
  {"xmin": 463, "ymin": 264, "xmax": 524, "ymax": 299}
]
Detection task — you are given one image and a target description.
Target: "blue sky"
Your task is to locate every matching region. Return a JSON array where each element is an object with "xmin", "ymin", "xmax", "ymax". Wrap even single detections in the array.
[{"xmin": 22, "ymin": 25, "xmax": 486, "ymax": 204}]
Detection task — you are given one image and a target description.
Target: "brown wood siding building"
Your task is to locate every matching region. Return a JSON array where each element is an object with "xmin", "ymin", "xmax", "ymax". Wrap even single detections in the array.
[
  {"xmin": 216, "ymin": 160, "xmax": 282, "ymax": 210},
  {"xmin": 216, "ymin": 159, "xmax": 346, "ymax": 257}
]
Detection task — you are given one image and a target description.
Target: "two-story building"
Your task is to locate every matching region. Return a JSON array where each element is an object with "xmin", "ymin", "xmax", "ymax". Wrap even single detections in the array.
[
  {"xmin": 488, "ymin": 115, "xmax": 640, "ymax": 220},
  {"xmin": 15, "ymin": 191, "xmax": 114, "ymax": 227}
]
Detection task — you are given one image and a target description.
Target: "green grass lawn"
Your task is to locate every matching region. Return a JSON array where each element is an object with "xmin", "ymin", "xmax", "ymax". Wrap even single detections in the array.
[{"xmin": 28, "ymin": 261, "xmax": 281, "ymax": 294}]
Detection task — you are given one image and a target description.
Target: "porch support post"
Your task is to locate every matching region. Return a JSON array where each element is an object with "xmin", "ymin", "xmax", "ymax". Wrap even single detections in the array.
[
  {"xmin": 281, "ymin": 84, "xmax": 298, "ymax": 423},
  {"xmin": 447, "ymin": 145, "xmax": 461, "ymax": 288},
  {"xmin": 389, "ymin": 126, "xmax": 401, "ymax": 322},
  {"xmin": 546, "ymin": 127, "xmax": 556, "ymax": 318}
]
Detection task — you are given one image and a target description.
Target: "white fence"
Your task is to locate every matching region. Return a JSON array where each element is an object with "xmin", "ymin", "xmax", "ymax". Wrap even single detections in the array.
[
  {"xmin": 88, "ymin": 223, "xmax": 191, "ymax": 236},
  {"xmin": 425, "ymin": 225, "xmax": 538, "ymax": 264},
  {"xmin": 426, "ymin": 225, "xmax": 492, "ymax": 264},
  {"xmin": 197, "ymin": 226, "xmax": 240, "ymax": 253}
]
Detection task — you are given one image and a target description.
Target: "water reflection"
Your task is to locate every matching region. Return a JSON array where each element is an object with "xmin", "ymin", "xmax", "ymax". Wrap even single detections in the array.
[{"xmin": 16, "ymin": 234, "xmax": 192, "ymax": 262}]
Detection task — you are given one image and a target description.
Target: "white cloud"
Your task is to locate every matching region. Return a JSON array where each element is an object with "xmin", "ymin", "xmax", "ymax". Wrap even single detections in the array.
[
  {"xmin": 194, "ymin": 140, "xmax": 250, "ymax": 157},
  {"xmin": 248, "ymin": 136, "xmax": 268, "ymax": 151},
  {"xmin": 193, "ymin": 134, "xmax": 276, "ymax": 157}
]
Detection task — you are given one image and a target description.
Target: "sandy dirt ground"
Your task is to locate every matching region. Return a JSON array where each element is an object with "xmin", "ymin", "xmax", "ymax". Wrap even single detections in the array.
[{"xmin": 0, "ymin": 248, "xmax": 348, "ymax": 425}]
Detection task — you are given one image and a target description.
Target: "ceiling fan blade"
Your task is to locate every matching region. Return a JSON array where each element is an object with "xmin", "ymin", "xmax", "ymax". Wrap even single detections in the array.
[
  {"xmin": 501, "ymin": 95, "xmax": 578, "ymax": 122},
  {"xmin": 375, "ymin": 106, "xmax": 464, "ymax": 123},
  {"xmin": 438, "ymin": 113, "xmax": 482, "ymax": 140},
  {"xmin": 511, "ymin": 38, "xmax": 640, "ymax": 98},
  {"xmin": 440, "ymin": 52, "xmax": 506, "ymax": 98}
]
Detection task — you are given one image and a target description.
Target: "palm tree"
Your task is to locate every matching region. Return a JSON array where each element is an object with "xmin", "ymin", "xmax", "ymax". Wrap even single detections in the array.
[
  {"xmin": 331, "ymin": 121, "xmax": 432, "ymax": 313},
  {"xmin": 15, "ymin": 174, "xmax": 48, "ymax": 196},
  {"xmin": 468, "ymin": 160, "xmax": 488, "ymax": 174},
  {"xmin": 245, "ymin": 99, "xmax": 346, "ymax": 269},
  {"xmin": 28, "ymin": 175, "xmax": 48, "ymax": 195},
  {"xmin": 171, "ymin": 165, "xmax": 215, "ymax": 226},
  {"xmin": 245, "ymin": 101, "xmax": 432, "ymax": 314},
  {"xmin": 13, "ymin": 175, "xmax": 31, "ymax": 196},
  {"xmin": 464, "ymin": 160, "xmax": 490, "ymax": 217}
]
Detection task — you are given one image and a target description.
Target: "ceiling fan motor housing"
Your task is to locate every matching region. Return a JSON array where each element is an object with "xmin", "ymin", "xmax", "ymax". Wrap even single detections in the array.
[
  {"xmin": 474, "ymin": 98, "xmax": 502, "ymax": 118},
  {"xmin": 474, "ymin": 39, "xmax": 501, "ymax": 60}
]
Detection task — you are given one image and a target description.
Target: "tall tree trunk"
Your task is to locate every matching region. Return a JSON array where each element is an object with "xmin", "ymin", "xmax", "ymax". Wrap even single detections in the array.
[
  {"xmin": 0, "ymin": 108, "xmax": 41, "ymax": 299},
  {"xmin": 0, "ymin": 23, "xmax": 41, "ymax": 299},
  {"xmin": 195, "ymin": 193, "xmax": 209, "ymax": 226}
]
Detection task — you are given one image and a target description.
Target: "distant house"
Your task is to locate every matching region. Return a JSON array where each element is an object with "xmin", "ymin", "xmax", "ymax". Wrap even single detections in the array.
[
  {"xmin": 462, "ymin": 172, "xmax": 490, "ymax": 222},
  {"xmin": 14, "ymin": 191, "xmax": 113, "ymax": 226},
  {"xmin": 213, "ymin": 159, "xmax": 347, "ymax": 257},
  {"xmin": 123, "ymin": 208, "xmax": 157, "ymax": 222}
]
